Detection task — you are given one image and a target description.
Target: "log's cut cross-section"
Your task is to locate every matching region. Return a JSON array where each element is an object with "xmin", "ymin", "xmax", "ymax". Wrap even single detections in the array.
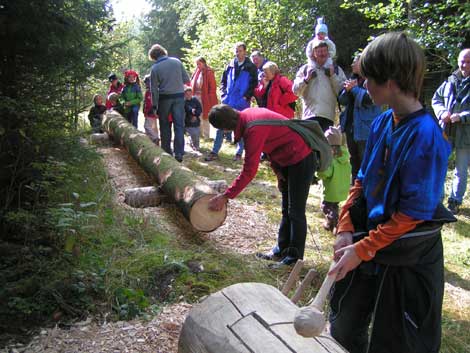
[
  {"xmin": 178, "ymin": 282, "xmax": 348, "ymax": 353},
  {"xmin": 102, "ymin": 111, "xmax": 227, "ymax": 232}
]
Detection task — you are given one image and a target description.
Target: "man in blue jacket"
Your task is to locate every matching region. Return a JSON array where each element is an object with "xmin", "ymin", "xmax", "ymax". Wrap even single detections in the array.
[
  {"xmin": 205, "ymin": 42, "xmax": 258, "ymax": 162},
  {"xmin": 432, "ymin": 48, "xmax": 470, "ymax": 214},
  {"xmin": 149, "ymin": 44, "xmax": 190, "ymax": 162}
]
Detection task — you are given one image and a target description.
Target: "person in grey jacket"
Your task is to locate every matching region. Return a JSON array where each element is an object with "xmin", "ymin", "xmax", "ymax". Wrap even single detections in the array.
[
  {"xmin": 293, "ymin": 39, "xmax": 346, "ymax": 132},
  {"xmin": 149, "ymin": 44, "xmax": 190, "ymax": 162},
  {"xmin": 432, "ymin": 48, "xmax": 470, "ymax": 214}
]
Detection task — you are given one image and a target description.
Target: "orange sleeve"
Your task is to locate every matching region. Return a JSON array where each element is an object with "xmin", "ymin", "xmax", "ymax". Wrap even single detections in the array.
[
  {"xmin": 336, "ymin": 179, "xmax": 363, "ymax": 234},
  {"xmin": 354, "ymin": 211, "xmax": 424, "ymax": 261}
]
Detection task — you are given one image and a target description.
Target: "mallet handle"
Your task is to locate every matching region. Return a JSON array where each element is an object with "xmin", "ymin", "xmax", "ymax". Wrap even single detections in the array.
[{"xmin": 310, "ymin": 262, "xmax": 337, "ymax": 310}]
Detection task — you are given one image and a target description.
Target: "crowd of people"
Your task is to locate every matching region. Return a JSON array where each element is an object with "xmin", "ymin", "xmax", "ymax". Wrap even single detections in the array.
[{"xmin": 88, "ymin": 17, "xmax": 470, "ymax": 352}]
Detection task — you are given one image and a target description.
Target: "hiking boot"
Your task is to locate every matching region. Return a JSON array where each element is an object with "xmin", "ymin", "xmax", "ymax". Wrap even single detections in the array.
[{"xmin": 204, "ymin": 152, "xmax": 218, "ymax": 161}]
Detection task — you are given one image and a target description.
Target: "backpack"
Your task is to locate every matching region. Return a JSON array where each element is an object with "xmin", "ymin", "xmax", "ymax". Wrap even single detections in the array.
[{"xmin": 246, "ymin": 119, "xmax": 332, "ymax": 172}]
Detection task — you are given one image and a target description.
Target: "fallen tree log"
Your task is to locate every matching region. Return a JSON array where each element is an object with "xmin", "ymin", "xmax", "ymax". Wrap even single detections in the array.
[
  {"xmin": 103, "ymin": 111, "xmax": 227, "ymax": 232},
  {"xmin": 178, "ymin": 282, "xmax": 348, "ymax": 353},
  {"xmin": 124, "ymin": 186, "xmax": 166, "ymax": 208},
  {"xmin": 89, "ymin": 132, "xmax": 110, "ymax": 145}
]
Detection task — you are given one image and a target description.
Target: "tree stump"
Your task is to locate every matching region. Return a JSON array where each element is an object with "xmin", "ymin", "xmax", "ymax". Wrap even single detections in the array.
[
  {"xmin": 102, "ymin": 111, "xmax": 227, "ymax": 232},
  {"xmin": 178, "ymin": 282, "xmax": 348, "ymax": 353}
]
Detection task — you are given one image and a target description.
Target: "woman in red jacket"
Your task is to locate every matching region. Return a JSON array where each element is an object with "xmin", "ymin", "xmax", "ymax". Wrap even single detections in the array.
[
  {"xmin": 191, "ymin": 57, "xmax": 219, "ymax": 138},
  {"xmin": 254, "ymin": 61, "xmax": 298, "ymax": 118}
]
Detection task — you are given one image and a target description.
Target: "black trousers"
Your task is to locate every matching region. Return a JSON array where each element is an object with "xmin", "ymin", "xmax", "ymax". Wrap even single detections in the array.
[
  {"xmin": 329, "ymin": 232, "xmax": 444, "ymax": 353},
  {"xmin": 274, "ymin": 152, "xmax": 316, "ymax": 260}
]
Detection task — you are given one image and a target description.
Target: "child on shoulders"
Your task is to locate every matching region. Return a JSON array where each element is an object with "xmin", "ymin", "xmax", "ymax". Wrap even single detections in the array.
[{"xmin": 305, "ymin": 17, "xmax": 336, "ymax": 69}]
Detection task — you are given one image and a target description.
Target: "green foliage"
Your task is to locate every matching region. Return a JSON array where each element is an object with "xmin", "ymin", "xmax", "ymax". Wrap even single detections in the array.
[
  {"xmin": 341, "ymin": 0, "xmax": 470, "ymax": 70},
  {"xmin": 174, "ymin": 0, "xmax": 375, "ymax": 79}
]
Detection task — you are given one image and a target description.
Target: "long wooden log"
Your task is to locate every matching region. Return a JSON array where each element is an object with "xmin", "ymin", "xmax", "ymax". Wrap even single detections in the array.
[
  {"xmin": 178, "ymin": 282, "xmax": 348, "ymax": 353},
  {"xmin": 102, "ymin": 111, "xmax": 227, "ymax": 232}
]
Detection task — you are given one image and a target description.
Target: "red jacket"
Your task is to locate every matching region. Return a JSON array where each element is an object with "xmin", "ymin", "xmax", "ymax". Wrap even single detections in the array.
[
  {"xmin": 106, "ymin": 82, "xmax": 124, "ymax": 109},
  {"xmin": 224, "ymin": 108, "xmax": 311, "ymax": 199},
  {"xmin": 143, "ymin": 90, "xmax": 156, "ymax": 118},
  {"xmin": 254, "ymin": 74, "xmax": 297, "ymax": 118},
  {"xmin": 191, "ymin": 66, "xmax": 219, "ymax": 119}
]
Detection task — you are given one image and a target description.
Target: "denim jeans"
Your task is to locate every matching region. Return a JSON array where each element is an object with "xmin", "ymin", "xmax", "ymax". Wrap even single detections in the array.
[
  {"xmin": 126, "ymin": 106, "xmax": 139, "ymax": 128},
  {"xmin": 211, "ymin": 130, "xmax": 244, "ymax": 156},
  {"xmin": 235, "ymin": 139, "xmax": 244, "ymax": 156},
  {"xmin": 211, "ymin": 129, "xmax": 224, "ymax": 154},
  {"xmin": 449, "ymin": 147, "xmax": 470, "ymax": 204},
  {"xmin": 158, "ymin": 97, "xmax": 185, "ymax": 159},
  {"xmin": 273, "ymin": 152, "xmax": 316, "ymax": 260}
]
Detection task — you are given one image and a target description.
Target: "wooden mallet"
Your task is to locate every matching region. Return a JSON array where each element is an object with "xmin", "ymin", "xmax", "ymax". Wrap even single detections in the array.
[{"xmin": 293, "ymin": 262, "xmax": 337, "ymax": 337}]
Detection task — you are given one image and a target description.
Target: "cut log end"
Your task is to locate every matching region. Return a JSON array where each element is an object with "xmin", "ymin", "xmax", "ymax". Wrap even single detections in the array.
[
  {"xmin": 89, "ymin": 132, "xmax": 110, "ymax": 145},
  {"xmin": 189, "ymin": 194, "xmax": 227, "ymax": 232}
]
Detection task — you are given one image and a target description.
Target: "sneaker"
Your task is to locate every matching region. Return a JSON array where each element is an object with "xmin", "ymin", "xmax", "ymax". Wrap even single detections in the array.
[
  {"xmin": 204, "ymin": 152, "xmax": 218, "ymax": 161},
  {"xmin": 268, "ymin": 256, "xmax": 298, "ymax": 269},
  {"xmin": 448, "ymin": 200, "xmax": 460, "ymax": 215},
  {"xmin": 233, "ymin": 154, "xmax": 242, "ymax": 161},
  {"xmin": 255, "ymin": 251, "xmax": 282, "ymax": 262},
  {"xmin": 175, "ymin": 156, "xmax": 183, "ymax": 163}
]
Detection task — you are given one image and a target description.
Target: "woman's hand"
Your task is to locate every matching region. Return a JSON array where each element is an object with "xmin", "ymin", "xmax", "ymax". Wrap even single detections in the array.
[{"xmin": 208, "ymin": 194, "xmax": 228, "ymax": 211}]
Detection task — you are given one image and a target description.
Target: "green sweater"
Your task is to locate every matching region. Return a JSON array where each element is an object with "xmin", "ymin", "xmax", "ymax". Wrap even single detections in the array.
[{"xmin": 317, "ymin": 145, "xmax": 351, "ymax": 203}]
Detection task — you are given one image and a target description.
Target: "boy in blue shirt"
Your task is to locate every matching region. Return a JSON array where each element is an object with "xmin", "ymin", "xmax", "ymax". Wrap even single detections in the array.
[{"xmin": 328, "ymin": 32, "xmax": 454, "ymax": 353}]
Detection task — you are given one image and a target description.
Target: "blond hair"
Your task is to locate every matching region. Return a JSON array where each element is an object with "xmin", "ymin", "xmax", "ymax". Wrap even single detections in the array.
[
  {"xmin": 360, "ymin": 32, "xmax": 425, "ymax": 99},
  {"xmin": 262, "ymin": 61, "xmax": 280, "ymax": 75}
]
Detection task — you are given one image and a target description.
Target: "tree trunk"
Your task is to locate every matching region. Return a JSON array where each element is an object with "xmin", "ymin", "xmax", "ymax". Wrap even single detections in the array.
[
  {"xmin": 89, "ymin": 133, "xmax": 110, "ymax": 145},
  {"xmin": 124, "ymin": 186, "xmax": 166, "ymax": 208},
  {"xmin": 102, "ymin": 111, "xmax": 227, "ymax": 232},
  {"xmin": 178, "ymin": 282, "xmax": 347, "ymax": 353}
]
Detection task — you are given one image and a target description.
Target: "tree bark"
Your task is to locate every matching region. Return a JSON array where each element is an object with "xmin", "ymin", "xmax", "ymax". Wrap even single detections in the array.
[
  {"xmin": 124, "ymin": 186, "xmax": 166, "ymax": 208},
  {"xmin": 102, "ymin": 111, "xmax": 227, "ymax": 231},
  {"xmin": 178, "ymin": 282, "xmax": 347, "ymax": 353},
  {"xmin": 89, "ymin": 132, "xmax": 110, "ymax": 145}
]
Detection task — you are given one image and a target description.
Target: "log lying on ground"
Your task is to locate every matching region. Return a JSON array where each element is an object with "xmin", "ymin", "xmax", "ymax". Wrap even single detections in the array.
[
  {"xmin": 178, "ymin": 282, "xmax": 347, "ymax": 353},
  {"xmin": 206, "ymin": 179, "xmax": 228, "ymax": 193},
  {"xmin": 124, "ymin": 186, "xmax": 167, "ymax": 208},
  {"xmin": 102, "ymin": 111, "xmax": 227, "ymax": 232},
  {"xmin": 89, "ymin": 132, "xmax": 110, "ymax": 145}
]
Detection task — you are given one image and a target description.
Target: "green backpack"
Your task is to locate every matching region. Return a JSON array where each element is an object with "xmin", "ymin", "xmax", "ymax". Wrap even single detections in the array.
[{"xmin": 246, "ymin": 119, "xmax": 332, "ymax": 172}]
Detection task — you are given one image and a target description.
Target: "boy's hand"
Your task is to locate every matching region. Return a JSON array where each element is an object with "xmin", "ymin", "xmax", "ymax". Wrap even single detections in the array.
[
  {"xmin": 333, "ymin": 232, "xmax": 353, "ymax": 260},
  {"xmin": 329, "ymin": 243, "xmax": 362, "ymax": 281},
  {"xmin": 191, "ymin": 116, "xmax": 197, "ymax": 122},
  {"xmin": 125, "ymin": 102, "xmax": 132, "ymax": 107}
]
